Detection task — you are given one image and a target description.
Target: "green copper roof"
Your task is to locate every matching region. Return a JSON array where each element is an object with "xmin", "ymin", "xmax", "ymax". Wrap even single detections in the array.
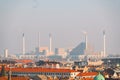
[{"xmin": 94, "ymin": 73, "xmax": 105, "ymax": 80}]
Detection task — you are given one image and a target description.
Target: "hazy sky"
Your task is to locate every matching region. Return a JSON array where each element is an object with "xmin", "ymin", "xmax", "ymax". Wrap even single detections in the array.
[{"xmin": 0, "ymin": 0, "xmax": 120, "ymax": 55}]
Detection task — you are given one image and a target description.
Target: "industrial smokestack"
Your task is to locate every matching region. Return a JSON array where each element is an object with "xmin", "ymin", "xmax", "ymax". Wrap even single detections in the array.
[
  {"xmin": 103, "ymin": 30, "xmax": 106, "ymax": 57},
  {"xmin": 37, "ymin": 32, "xmax": 41, "ymax": 53},
  {"xmin": 49, "ymin": 33, "xmax": 52, "ymax": 53},
  {"xmin": 83, "ymin": 31, "xmax": 88, "ymax": 50},
  {"xmin": 38, "ymin": 32, "xmax": 40, "ymax": 49},
  {"xmin": 4, "ymin": 49, "xmax": 8, "ymax": 58},
  {"xmin": 22, "ymin": 33, "xmax": 25, "ymax": 55}
]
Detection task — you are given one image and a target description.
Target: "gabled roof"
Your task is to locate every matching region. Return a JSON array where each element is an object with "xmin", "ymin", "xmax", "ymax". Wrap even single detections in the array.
[
  {"xmin": 77, "ymin": 72, "xmax": 98, "ymax": 76},
  {"xmin": 0, "ymin": 67, "xmax": 77, "ymax": 73}
]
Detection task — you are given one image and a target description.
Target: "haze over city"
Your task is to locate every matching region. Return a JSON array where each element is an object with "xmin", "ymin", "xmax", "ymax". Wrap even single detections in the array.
[{"xmin": 0, "ymin": 0, "xmax": 120, "ymax": 55}]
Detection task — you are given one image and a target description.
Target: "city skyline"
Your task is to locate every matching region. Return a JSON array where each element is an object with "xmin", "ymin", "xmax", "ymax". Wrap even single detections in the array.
[{"xmin": 0, "ymin": 0, "xmax": 120, "ymax": 54}]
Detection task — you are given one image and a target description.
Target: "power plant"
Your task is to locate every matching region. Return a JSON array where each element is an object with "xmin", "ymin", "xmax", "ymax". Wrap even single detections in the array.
[{"xmin": 6, "ymin": 31, "xmax": 108, "ymax": 60}]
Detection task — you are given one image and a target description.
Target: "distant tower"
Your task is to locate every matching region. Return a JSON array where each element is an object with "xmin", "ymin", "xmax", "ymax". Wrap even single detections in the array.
[
  {"xmin": 22, "ymin": 33, "xmax": 25, "ymax": 55},
  {"xmin": 4, "ymin": 49, "xmax": 8, "ymax": 58},
  {"xmin": 83, "ymin": 31, "xmax": 88, "ymax": 50},
  {"xmin": 103, "ymin": 30, "xmax": 106, "ymax": 57},
  {"xmin": 38, "ymin": 32, "xmax": 40, "ymax": 51},
  {"xmin": 49, "ymin": 33, "xmax": 52, "ymax": 53}
]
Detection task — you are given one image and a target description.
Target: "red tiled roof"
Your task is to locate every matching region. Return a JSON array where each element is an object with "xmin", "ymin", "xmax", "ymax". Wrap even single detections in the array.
[
  {"xmin": 0, "ymin": 76, "xmax": 30, "ymax": 80},
  {"xmin": 15, "ymin": 59, "xmax": 33, "ymax": 64},
  {"xmin": 0, "ymin": 67, "xmax": 77, "ymax": 73},
  {"xmin": 11, "ymin": 76, "xmax": 30, "ymax": 80},
  {"xmin": 0, "ymin": 76, "xmax": 7, "ymax": 80},
  {"xmin": 81, "ymin": 78, "xmax": 94, "ymax": 80},
  {"xmin": 77, "ymin": 72, "xmax": 98, "ymax": 76}
]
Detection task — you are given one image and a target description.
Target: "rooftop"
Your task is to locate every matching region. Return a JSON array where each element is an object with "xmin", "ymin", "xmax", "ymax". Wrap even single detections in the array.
[
  {"xmin": 0, "ymin": 76, "xmax": 30, "ymax": 80},
  {"xmin": 0, "ymin": 67, "xmax": 77, "ymax": 73},
  {"xmin": 77, "ymin": 72, "xmax": 98, "ymax": 76}
]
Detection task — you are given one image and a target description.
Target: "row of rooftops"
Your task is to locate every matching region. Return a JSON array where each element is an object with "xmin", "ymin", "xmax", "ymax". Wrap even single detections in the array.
[
  {"xmin": 0, "ymin": 76, "xmax": 30, "ymax": 80},
  {"xmin": 0, "ymin": 67, "xmax": 77, "ymax": 73},
  {"xmin": 0, "ymin": 68, "xmax": 98, "ymax": 77},
  {"xmin": 0, "ymin": 67, "xmax": 99, "ymax": 77},
  {"xmin": 0, "ymin": 66, "xmax": 107, "ymax": 80}
]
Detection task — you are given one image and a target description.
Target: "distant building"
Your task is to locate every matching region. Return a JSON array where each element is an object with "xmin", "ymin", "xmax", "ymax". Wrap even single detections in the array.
[
  {"xmin": 35, "ymin": 47, "xmax": 54, "ymax": 56},
  {"xmin": 74, "ymin": 61, "xmax": 88, "ymax": 67},
  {"xmin": 55, "ymin": 48, "xmax": 67, "ymax": 58},
  {"xmin": 87, "ymin": 60, "xmax": 103, "ymax": 66},
  {"xmin": 70, "ymin": 42, "xmax": 86, "ymax": 55},
  {"xmin": 35, "ymin": 47, "xmax": 49, "ymax": 54},
  {"xmin": 55, "ymin": 48, "xmax": 65, "ymax": 55},
  {"xmin": 18, "ymin": 54, "xmax": 36, "ymax": 59},
  {"xmin": 102, "ymin": 57, "xmax": 120, "ymax": 67},
  {"xmin": 68, "ymin": 41, "xmax": 104, "ymax": 61}
]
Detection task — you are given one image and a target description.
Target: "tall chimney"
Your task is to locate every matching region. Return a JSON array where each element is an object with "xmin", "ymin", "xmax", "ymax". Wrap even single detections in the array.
[
  {"xmin": 38, "ymin": 32, "xmax": 40, "ymax": 52},
  {"xmin": 103, "ymin": 30, "xmax": 106, "ymax": 57},
  {"xmin": 22, "ymin": 33, "xmax": 25, "ymax": 55},
  {"xmin": 85, "ymin": 32, "xmax": 87, "ymax": 50},
  {"xmin": 4, "ymin": 49, "xmax": 8, "ymax": 58},
  {"xmin": 49, "ymin": 33, "xmax": 52, "ymax": 53},
  {"xmin": 83, "ymin": 31, "xmax": 87, "ymax": 50}
]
